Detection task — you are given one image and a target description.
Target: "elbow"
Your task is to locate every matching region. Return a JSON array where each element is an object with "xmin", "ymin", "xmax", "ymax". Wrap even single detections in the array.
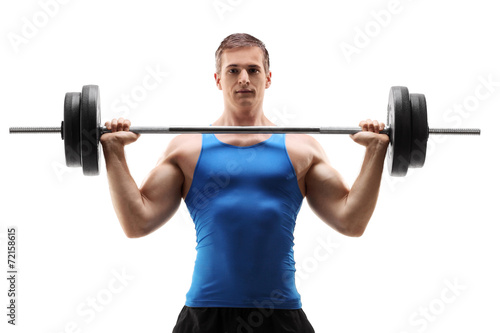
[
  {"xmin": 122, "ymin": 218, "xmax": 150, "ymax": 239},
  {"xmin": 336, "ymin": 207, "xmax": 371, "ymax": 237},
  {"xmin": 124, "ymin": 230, "xmax": 147, "ymax": 238},
  {"xmin": 337, "ymin": 217, "xmax": 368, "ymax": 237},
  {"xmin": 346, "ymin": 226, "xmax": 365, "ymax": 237}
]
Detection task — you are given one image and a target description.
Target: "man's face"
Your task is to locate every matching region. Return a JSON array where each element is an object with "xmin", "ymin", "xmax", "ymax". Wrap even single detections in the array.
[{"xmin": 215, "ymin": 46, "xmax": 271, "ymax": 111}]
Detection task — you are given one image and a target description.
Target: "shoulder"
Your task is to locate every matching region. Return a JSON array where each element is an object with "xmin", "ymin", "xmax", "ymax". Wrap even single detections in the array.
[
  {"xmin": 285, "ymin": 134, "xmax": 326, "ymax": 159},
  {"xmin": 159, "ymin": 134, "xmax": 202, "ymax": 164},
  {"xmin": 285, "ymin": 134, "xmax": 329, "ymax": 180},
  {"xmin": 168, "ymin": 133, "xmax": 202, "ymax": 148}
]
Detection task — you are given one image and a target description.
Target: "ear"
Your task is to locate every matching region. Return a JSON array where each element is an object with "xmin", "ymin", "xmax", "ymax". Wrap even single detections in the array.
[
  {"xmin": 214, "ymin": 73, "xmax": 222, "ymax": 90},
  {"xmin": 265, "ymin": 71, "xmax": 272, "ymax": 89}
]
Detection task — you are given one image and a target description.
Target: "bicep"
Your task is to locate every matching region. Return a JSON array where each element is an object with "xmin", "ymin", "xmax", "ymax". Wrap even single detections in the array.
[
  {"xmin": 138, "ymin": 157, "xmax": 184, "ymax": 233},
  {"xmin": 305, "ymin": 157, "xmax": 351, "ymax": 233}
]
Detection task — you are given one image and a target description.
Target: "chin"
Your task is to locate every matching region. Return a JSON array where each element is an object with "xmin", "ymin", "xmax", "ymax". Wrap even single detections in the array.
[
  {"xmin": 238, "ymin": 103, "xmax": 256, "ymax": 110},
  {"xmin": 233, "ymin": 99, "xmax": 253, "ymax": 107}
]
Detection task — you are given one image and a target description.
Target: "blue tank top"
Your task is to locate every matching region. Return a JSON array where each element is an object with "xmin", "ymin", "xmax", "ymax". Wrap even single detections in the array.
[{"xmin": 184, "ymin": 133, "xmax": 304, "ymax": 309}]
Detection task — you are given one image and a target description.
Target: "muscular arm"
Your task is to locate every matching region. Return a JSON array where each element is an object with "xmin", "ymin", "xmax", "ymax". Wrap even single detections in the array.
[
  {"xmin": 305, "ymin": 121, "xmax": 389, "ymax": 237},
  {"xmin": 101, "ymin": 119, "xmax": 184, "ymax": 238}
]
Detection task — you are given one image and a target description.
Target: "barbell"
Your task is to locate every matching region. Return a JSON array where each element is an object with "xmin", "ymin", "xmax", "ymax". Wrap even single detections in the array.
[{"xmin": 9, "ymin": 85, "xmax": 480, "ymax": 176}]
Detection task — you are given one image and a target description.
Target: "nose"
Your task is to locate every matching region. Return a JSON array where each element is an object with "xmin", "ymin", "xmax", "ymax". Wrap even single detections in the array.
[{"xmin": 238, "ymin": 69, "xmax": 250, "ymax": 85}]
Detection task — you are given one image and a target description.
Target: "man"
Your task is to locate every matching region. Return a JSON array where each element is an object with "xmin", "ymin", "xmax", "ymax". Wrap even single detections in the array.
[{"xmin": 101, "ymin": 33, "xmax": 389, "ymax": 332}]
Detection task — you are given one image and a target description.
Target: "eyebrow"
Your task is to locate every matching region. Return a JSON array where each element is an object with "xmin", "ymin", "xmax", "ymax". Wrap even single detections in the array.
[{"xmin": 225, "ymin": 64, "xmax": 262, "ymax": 69}]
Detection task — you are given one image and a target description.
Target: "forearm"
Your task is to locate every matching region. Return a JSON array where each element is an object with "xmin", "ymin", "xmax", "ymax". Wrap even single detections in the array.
[
  {"xmin": 342, "ymin": 141, "xmax": 388, "ymax": 235},
  {"xmin": 102, "ymin": 143, "xmax": 147, "ymax": 237}
]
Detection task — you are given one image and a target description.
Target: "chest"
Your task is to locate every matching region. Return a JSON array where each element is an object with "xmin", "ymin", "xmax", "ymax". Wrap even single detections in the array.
[{"xmin": 176, "ymin": 134, "xmax": 311, "ymax": 198}]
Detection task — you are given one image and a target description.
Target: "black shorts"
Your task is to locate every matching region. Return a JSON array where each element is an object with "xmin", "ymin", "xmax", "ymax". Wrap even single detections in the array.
[{"xmin": 172, "ymin": 306, "xmax": 315, "ymax": 333}]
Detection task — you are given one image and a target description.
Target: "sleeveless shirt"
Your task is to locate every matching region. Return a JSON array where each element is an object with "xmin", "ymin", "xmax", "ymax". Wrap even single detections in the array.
[{"xmin": 184, "ymin": 133, "xmax": 304, "ymax": 309}]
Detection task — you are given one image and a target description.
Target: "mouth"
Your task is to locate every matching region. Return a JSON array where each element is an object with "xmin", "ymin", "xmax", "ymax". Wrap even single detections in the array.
[{"xmin": 236, "ymin": 89, "xmax": 253, "ymax": 94}]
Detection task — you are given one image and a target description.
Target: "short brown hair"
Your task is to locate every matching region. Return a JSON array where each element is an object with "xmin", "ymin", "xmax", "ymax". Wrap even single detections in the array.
[{"xmin": 215, "ymin": 33, "xmax": 270, "ymax": 74}]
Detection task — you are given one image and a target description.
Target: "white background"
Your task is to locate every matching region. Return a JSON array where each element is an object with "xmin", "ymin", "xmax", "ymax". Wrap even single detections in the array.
[{"xmin": 1, "ymin": 0, "xmax": 499, "ymax": 332}]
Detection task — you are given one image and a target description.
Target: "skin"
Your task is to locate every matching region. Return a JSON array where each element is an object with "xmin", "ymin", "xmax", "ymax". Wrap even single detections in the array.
[{"xmin": 100, "ymin": 46, "xmax": 389, "ymax": 238}]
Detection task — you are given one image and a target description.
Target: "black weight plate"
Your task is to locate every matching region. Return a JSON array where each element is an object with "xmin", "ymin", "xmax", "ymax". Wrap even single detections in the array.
[
  {"xmin": 80, "ymin": 85, "xmax": 101, "ymax": 176},
  {"xmin": 386, "ymin": 86, "xmax": 412, "ymax": 176},
  {"xmin": 64, "ymin": 92, "xmax": 81, "ymax": 167},
  {"xmin": 409, "ymin": 93, "xmax": 428, "ymax": 168}
]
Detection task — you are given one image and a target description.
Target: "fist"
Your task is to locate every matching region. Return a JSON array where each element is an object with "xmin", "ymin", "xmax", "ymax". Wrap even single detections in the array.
[
  {"xmin": 350, "ymin": 119, "xmax": 390, "ymax": 148},
  {"xmin": 100, "ymin": 118, "xmax": 140, "ymax": 147}
]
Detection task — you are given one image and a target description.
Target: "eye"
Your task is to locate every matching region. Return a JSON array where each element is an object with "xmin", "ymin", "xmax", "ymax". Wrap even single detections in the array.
[
  {"xmin": 228, "ymin": 68, "xmax": 238, "ymax": 74},
  {"xmin": 249, "ymin": 68, "xmax": 260, "ymax": 74}
]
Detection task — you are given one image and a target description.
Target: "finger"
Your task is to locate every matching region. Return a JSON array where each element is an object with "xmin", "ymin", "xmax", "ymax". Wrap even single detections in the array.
[
  {"xmin": 111, "ymin": 118, "xmax": 118, "ymax": 132},
  {"xmin": 373, "ymin": 120, "xmax": 380, "ymax": 133},
  {"xmin": 123, "ymin": 119, "xmax": 131, "ymax": 131},
  {"xmin": 359, "ymin": 120, "xmax": 367, "ymax": 131},
  {"xmin": 119, "ymin": 117, "xmax": 127, "ymax": 131},
  {"xmin": 104, "ymin": 121, "xmax": 110, "ymax": 129},
  {"xmin": 366, "ymin": 119, "xmax": 375, "ymax": 132},
  {"xmin": 379, "ymin": 122, "xmax": 385, "ymax": 131},
  {"xmin": 117, "ymin": 117, "xmax": 125, "ymax": 132}
]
